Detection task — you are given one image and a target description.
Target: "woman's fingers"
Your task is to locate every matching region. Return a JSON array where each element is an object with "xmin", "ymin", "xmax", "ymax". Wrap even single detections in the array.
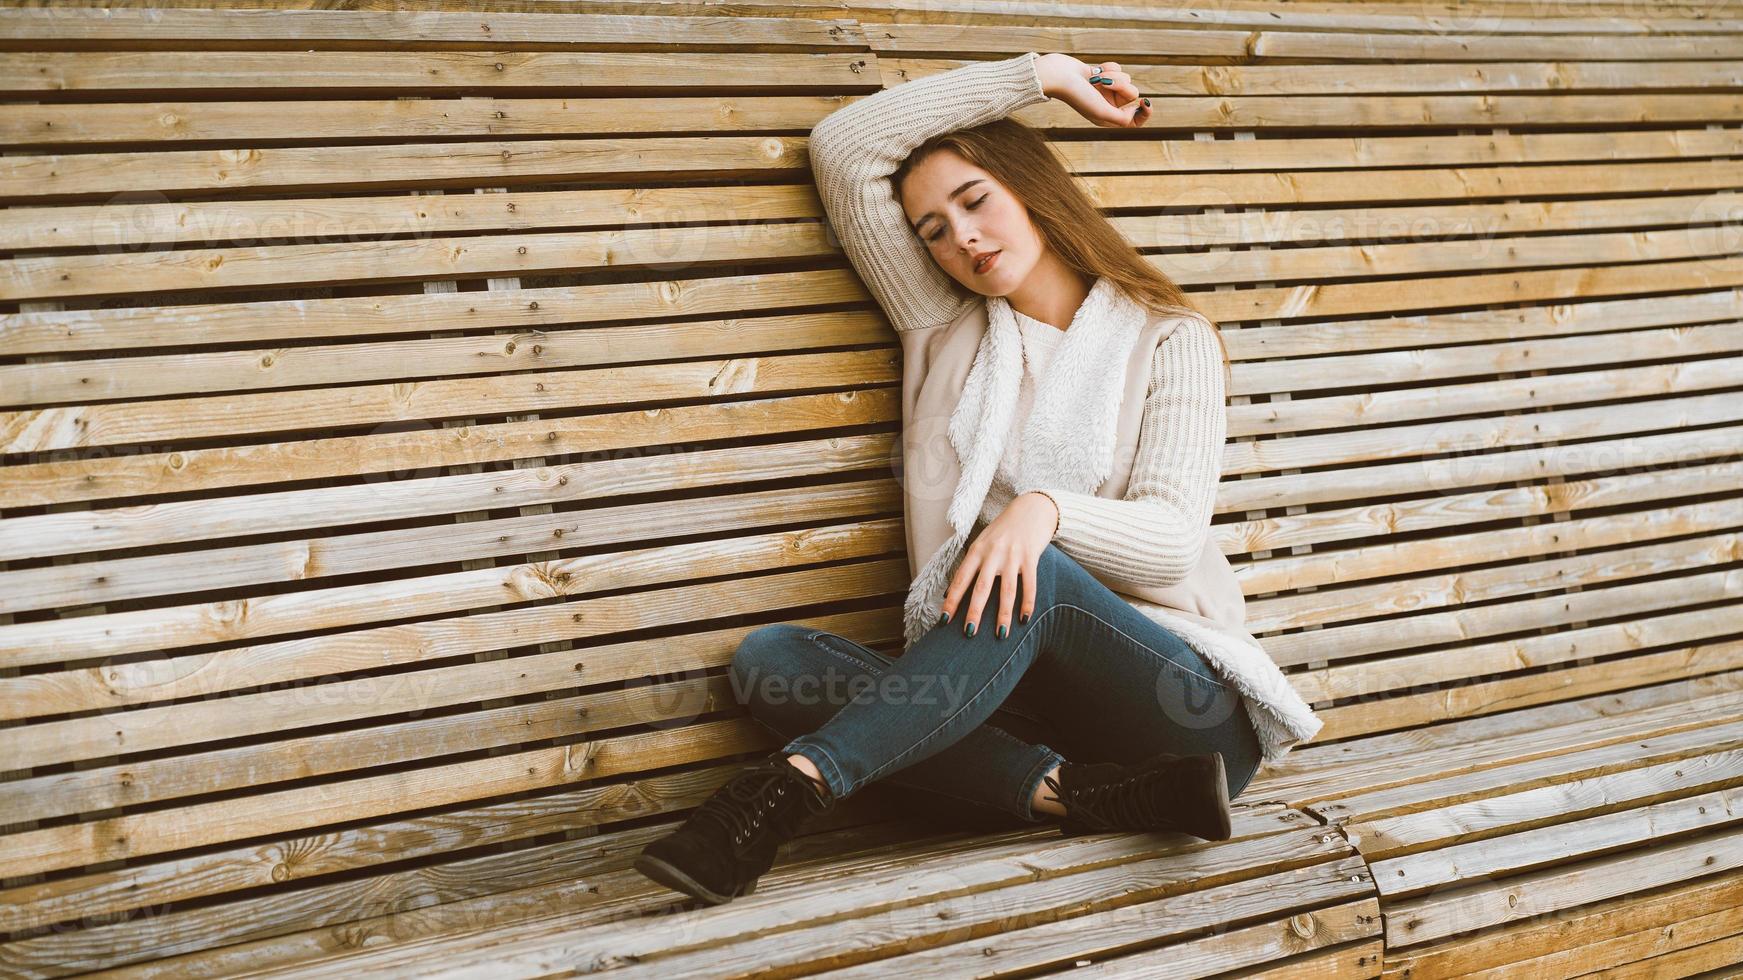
[
  {"xmin": 994, "ymin": 560, "xmax": 1019, "ymax": 638},
  {"xmin": 963, "ymin": 559, "xmax": 999, "ymax": 636},
  {"xmin": 938, "ymin": 543, "xmax": 1033, "ymax": 638},
  {"xmin": 1084, "ymin": 68, "xmax": 1149, "ymax": 128},
  {"xmin": 939, "ymin": 551, "xmax": 977, "ymax": 624},
  {"xmin": 1021, "ymin": 555, "xmax": 1039, "ymax": 626}
]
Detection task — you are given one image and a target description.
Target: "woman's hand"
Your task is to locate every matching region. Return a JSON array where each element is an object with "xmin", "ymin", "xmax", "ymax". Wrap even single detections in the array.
[
  {"xmin": 939, "ymin": 491, "xmax": 1061, "ymax": 639},
  {"xmin": 1036, "ymin": 53, "xmax": 1151, "ymax": 128}
]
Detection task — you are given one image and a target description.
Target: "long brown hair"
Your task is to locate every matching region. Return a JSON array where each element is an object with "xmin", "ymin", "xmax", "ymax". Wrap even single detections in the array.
[{"xmin": 891, "ymin": 117, "xmax": 1232, "ymax": 384}]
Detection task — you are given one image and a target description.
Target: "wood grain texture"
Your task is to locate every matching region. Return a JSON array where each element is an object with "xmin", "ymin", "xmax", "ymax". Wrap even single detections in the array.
[{"xmin": 1, "ymin": 2, "xmax": 1739, "ymax": 977}]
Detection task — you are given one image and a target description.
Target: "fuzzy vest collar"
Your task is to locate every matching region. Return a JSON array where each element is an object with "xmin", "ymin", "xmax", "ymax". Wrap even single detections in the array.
[
  {"xmin": 905, "ymin": 275, "xmax": 1143, "ymax": 647},
  {"xmin": 892, "ymin": 278, "xmax": 1326, "ymax": 764}
]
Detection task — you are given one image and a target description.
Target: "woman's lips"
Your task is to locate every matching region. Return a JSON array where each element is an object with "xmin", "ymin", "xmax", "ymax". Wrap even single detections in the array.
[{"xmin": 974, "ymin": 250, "xmax": 1001, "ymax": 275}]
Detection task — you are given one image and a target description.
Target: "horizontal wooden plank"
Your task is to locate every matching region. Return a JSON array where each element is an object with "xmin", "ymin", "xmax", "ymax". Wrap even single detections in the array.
[
  {"xmin": 1386, "ymin": 822, "xmax": 1743, "ymax": 946},
  {"xmin": 1355, "ymin": 736, "xmax": 1743, "ymax": 871},
  {"xmin": 0, "ymin": 809, "xmax": 953, "ymax": 975},
  {"xmin": 1200, "ymin": 254, "xmax": 1743, "ymax": 333},
  {"xmin": 8, "ymin": 178, "xmax": 1738, "ymax": 302},
  {"xmin": 1095, "ymin": 58, "xmax": 1743, "ymax": 94},
  {"xmin": 0, "ymin": 311, "xmax": 889, "ymax": 409},
  {"xmin": 1063, "ymin": 126, "xmax": 1743, "ymax": 175},
  {"xmin": 0, "ymin": 49, "xmax": 877, "ymax": 96},
  {"xmin": 1235, "ymin": 454, "xmax": 1742, "ymax": 586},
  {"xmin": 0, "ymin": 342, "xmax": 895, "ymax": 452},
  {"xmin": 6, "ymin": 125, "xmax": 1736, "ymax": 231},
  {"xmin": 1241, "ymin": 453, "xmax": 1743, "ymax": 585},
  {"xmin": 0, "ymin": 711, "xmax": 778, "ymax": 892},
  {"xmin": 0, "ymin": 219, "xmax": 836, "ymax": 303},
  {"xmin": 0, "ymin": 568, "xmax": 898, "ymax": 729},
  {"xmin": 1050, "ymin": 911, "xmax": 1381, "ymax": 979},
  {"xmin": 0, "ymin": 133, "xmax": 812, "ymax": 200},
  {"xmin": 245, "ymin": 813, "xmax": 1359, "ymax": 977},
  {"xmin": 1118, "ymin": 182, "xmax": 1743, "ymax": 246},
  {"xmin": 0, "ymin": 472, "xmax": 902, "ymax": 616},
  {"xmin": 0, "ymin": 383, "xmax": 896, "ymax": 510},
  {"xmin": 8, "ymin": 51, "xmax": 1739, "ymax": 106},
  {"xmin": 1260, "ymin": 28, "xmax": 1743, "ymax": 59},
  {"xmin": 1219, "ymin": 413, "xmax": 1740, "ymax": 515},
  {"xmin": 0, "ymin": 7, "xmax": 868, "ymax": 49},
  {"xmin": 0, "ymin": 613, "xmax": 882, "ymax": 828},
  {"xmin": 1352, "ymin": 707, "xmax": 1743, "ymax": 830},
  {"xmin": 0, "ymin": 430, "xmax": 892, "ymax": 562},
  {"xmin": 867, "ymin": 5, "xmax": 1743, "ymax": 37},
  {"xmin": 0, "ymin": 763, "xmax": 721, "ymax": 936},
  {"xmin": 1259, "ymin": 671, "xmax": 1743, "ymax": 802},
  {"xmin": 627, "ymin": 865, "xmax": 1380, "ymax": 978},
  {"xmin": 58, "ymin": 812, "xmax": 971, "ymax": 976},
  {"xmin": 1201, "ymin": 936, "xmax": 1384, "ymax": 979},
  {"xmin": 1, "ymin": 276, "xmax": 1733, "ymax": 420},
  {"xmin": 1, "ymin": 92, "xmax": 843, "ymax": 149},
  {"xmin": 0, "ymin": 505, "xmax": 905, "ymax": 671},
  {"xmin": 6, "ymin": 317, "xmax": 1729, "ymax": 456},
  {"xmin": 872, "ymin": 25, "xmax": 1743, "ymax": 60},
  {"xmin": 0, "ymin": 180, "xmax": 824, "ymax": 255},
  {"xmin": 4, "ymin": 165, "xmax": 1736, "ymax": 258},
  {"xmin": 0, "ymin": 267, "xmax": 867, "ymax": 357},
  {"xmin": 3, "ymin": 758, "xmax": 965, "ymax": 960},
  {"xmin": 1386, "ymin": 869, "xmax": 1743, "ymax": 978},
  {"xmin": 1226, "ymin": 380, "xmax": 1742, "ymax": 481},
  {"xmin": 1315, "ymin": 635, "xmax": 1743, "ymax": 747},
  {"xmin": 1062, "ymin": 91, "xmax": 1743, "ymax": 128},
  {"xmin": 1255, "ymin": 524, "xmax": 1740, "ymax": 659},
  {"xmin": 1308, "ymin": 587, "xmax": 1743, "ymax": 703}
]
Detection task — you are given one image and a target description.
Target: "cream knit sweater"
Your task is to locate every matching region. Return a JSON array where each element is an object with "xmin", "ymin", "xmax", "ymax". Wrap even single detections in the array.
[
  {"xmin": 810, "ymin": 51, "xmax": 1229, "ymax": 590},
  {"xmin": 986, "ymin": 308, "xmax": 1066, "ymax": 505}
]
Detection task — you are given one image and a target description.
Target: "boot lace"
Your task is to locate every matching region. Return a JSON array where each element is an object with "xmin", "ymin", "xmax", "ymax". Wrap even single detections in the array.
[
  {"xmin": 1043, "ymin": 768, "xmax": 1167, "ymax": 833},
  {"xmin": 693, "ymin": 760, "xmax": 832, "ymax": 852}
]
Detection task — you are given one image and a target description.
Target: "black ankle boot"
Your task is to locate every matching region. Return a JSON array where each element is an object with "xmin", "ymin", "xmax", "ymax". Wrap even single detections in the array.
[
  {"xmin": 1042, "ymin": 750, "xmax": 1232, "ymax": 841},
  {"xmin": 633, "ymin": 753, "xmax": 836, "ymax": 904}
]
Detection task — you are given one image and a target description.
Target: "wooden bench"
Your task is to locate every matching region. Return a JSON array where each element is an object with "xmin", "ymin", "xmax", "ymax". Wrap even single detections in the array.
[{"xmin": 2, "ymin": 3, "xmax": 1740, "ymax": 976}]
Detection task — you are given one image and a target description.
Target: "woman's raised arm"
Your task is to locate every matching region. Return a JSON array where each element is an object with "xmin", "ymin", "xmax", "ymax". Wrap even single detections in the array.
[{"xmin": 807, "ymin": 52, "xmax": 1051, "ymax": 335}]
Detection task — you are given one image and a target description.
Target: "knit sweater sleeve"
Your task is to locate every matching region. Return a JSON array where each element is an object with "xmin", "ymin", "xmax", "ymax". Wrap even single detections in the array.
[
  {"xmin": 808, "ymin": 52, "xmax": 1051, "ymax": 335},
  {"xmin": 1015, "ymin": 316, "xmax": 1229, "ymax": 588}
]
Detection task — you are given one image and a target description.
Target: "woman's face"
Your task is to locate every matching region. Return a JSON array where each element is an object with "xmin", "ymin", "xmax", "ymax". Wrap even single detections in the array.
[{"xmin": 899, "ymin": 149, "xmax": 1038, "ymax": 296}]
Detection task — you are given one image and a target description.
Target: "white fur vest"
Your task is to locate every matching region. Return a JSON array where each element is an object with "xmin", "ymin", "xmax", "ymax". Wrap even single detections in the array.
[{"xmin": 894, "ymin": 276, "xmax": 1324, "ymax": 764}]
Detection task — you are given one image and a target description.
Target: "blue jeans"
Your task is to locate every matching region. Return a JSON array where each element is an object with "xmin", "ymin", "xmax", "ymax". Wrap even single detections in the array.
[{"xmin": 728, "ymin": 543, "xmax": 1262, "ymax": 828}]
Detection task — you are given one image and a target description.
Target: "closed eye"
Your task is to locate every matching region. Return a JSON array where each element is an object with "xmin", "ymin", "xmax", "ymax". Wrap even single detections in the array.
[{"xmin": 925, "ymin": 193, "xmax": 989, "ymax": 243}]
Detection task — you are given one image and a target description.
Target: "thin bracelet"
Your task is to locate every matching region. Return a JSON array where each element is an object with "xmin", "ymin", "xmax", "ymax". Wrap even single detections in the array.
[{"xmin": 1031, "ymin": 489, "xmax": 1061, "ymax": 537}]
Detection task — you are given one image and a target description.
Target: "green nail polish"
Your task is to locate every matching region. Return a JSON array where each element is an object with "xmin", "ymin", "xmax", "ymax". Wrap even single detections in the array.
[
  {"xmin": 938, "ymin": 612, "xmax": 949, "ymax": 626},
  {"xmin": 965, "ymin": 622, "xmax": 976, "ymax": 637},
  {"xmin": 997, "ymin": 624, "xmax": 1008, "ymax": 640}
]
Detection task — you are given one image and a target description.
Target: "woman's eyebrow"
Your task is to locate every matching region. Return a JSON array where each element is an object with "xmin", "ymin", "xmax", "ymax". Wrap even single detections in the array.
[{"xmin": 911, "ymin": 178, "xmax": 986, "ymax": 234}]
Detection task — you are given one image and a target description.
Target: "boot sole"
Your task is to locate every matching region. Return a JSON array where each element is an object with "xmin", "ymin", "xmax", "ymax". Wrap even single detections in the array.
[
  {"xmin": 633, "ymin": 852, "xmax": 758, "ymax": 905},
  {"xmin": 1205, "ymin": 751, "xmax": 1233, "ymax": 841}
]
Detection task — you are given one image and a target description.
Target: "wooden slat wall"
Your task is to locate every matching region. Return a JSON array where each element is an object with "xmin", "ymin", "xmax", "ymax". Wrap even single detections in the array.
[{"xmin": 1, "ymin": 1, "xmax": 1739, "ymax": 975}]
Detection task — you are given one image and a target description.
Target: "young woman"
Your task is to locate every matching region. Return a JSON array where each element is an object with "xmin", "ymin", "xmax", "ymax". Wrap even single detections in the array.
[{"xmin": 635, "ymin": 51, "xmax": 1324, "ymax": 906}]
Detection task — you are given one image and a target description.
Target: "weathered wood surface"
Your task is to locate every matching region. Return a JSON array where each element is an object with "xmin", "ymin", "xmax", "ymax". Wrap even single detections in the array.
[{"xmin": 1, "ymin": 1, "xmax": 1738, "ymax": 976}]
